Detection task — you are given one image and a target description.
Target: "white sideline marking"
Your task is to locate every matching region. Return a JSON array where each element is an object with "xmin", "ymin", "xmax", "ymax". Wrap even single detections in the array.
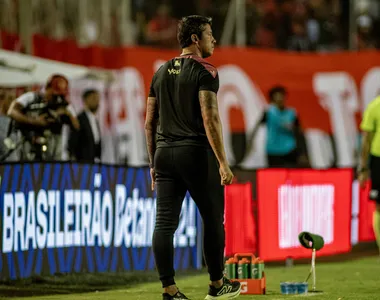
[{"xmin": 271, "ymin": 293, "xmax": 324, "ymax": 300}]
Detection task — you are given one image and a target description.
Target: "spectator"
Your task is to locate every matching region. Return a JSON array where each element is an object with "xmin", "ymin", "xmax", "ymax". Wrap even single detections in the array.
[
  {"xmin": 276, "ymin": 0, "xmax": 293, "ymax": 49},
  {"xmin": 355, "ymin": 14, "xmax": 377, "ymax": 50},
  {"xmin": 254, "ymin": 12, "xmax": 277, "ymax": 48},
  {"xmin": 287, "ymin": 18, "xmax": 313, "ymax": 51},
  {"xmin": 68, "ymin": 89, "xmax": 101, "ymax": 163},
  {"xmin": 306, "ymin": 7, "xmax": 320, "ymax": 49},
  {"xmin": 318, "ymin": 12, "xmax": 341, "ymax": 51},
  {"xmin": 145, "ymin": 3, "xmax": 178, "ymax": 48},
  {"xmin": 247, "ymin": 85, "xmax": 308, "ymax": 168}
]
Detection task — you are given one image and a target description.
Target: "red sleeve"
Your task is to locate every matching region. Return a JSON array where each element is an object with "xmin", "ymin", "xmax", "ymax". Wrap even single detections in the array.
[{"xmin": 199, "ymin": 68, "xmax": 219, "ymax": 93}]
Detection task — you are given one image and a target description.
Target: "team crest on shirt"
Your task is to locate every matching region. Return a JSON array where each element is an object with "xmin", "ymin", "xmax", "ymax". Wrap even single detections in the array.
[{"xmin": 174, "ymin": 60, "xmax": 181, "ymax": 67}]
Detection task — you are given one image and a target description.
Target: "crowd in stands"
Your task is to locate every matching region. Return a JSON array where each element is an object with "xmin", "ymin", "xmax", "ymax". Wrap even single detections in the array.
[{"xmin": 0, "ymin": 0, "xmax": 379, "ymax": 52}]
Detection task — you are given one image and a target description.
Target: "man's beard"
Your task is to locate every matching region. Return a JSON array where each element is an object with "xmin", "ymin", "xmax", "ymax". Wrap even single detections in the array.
[{"xmin": 202, "ymin": 52, "xmax": 211, "ymax": 59}]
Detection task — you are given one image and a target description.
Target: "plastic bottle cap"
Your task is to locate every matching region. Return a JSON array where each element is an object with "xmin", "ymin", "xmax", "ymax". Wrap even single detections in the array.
[{"xmin": 239, "ymin": 258, "xmax": 250, "ymax": 264}]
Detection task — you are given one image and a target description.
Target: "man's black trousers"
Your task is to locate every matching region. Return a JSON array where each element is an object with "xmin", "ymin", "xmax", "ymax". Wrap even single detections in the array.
[{"xmin": 153, "ymin": 145, "xmax": 225, "ymax": 287}]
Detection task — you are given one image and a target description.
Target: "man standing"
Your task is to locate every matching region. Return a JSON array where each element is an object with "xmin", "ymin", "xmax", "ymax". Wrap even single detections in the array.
[
  {"xmin": 358, "ymin": 95, "xmax": 380, "ymax": 255},
  {"xmin": 68, "ymin": 89, "xmax": 101, "ymax": 163},
  {"xmin": 247, "ymin": 85, "xmax": 307, "ymax": 168},
  {"xmin": 145, "ymin": 15, "xmax": 241, "ymax": 300}
]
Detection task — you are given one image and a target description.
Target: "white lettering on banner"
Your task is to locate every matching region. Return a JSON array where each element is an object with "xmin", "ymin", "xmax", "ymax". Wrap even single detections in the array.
[
  {"xmin": 55, "ymin": 192, "xmax": 64, "ymax": 248},
  {"xmin": 92, "ymin": 188, "xmax": 102, "ymax": 246},
  {"xmin": 154, "ymin": 60, "xmax": 166, "ymax": 72},
  {"xmin": 1, "ymin": 174, "xmax": 198, "ymax": 253},
  {"xmin": 361, "ymin": 68, "xmax": 380, "ymax": 112},
  {"xmin": 114, "ymin": 69, "xmax": 147, "ymax": 165},
  {"xmin": 82, "ymin": 190, "xmax": 92, "ymax": 246},
  {"xmin": 102, "ymin": 191, "xmax": 113, "ymax": 248},
  {"xmin": 14, "ymin": 193, "xmax": 26, "ymax": 251},
  {"xmin": 278, "ymin": 184, "xmax": 335, "ymax": 249},
  {"xmin": 74, "ymin": 190, "xmax": 81, "ymax": 246},
  {"xmin": 217, "ymin": 65, "xmax": 267, "ymax": 168},
  {"xmin": 240, "ymin": 282, "xmax": 248, "ymax": 293},
  {"xmin": 47, "ymin": 191, "xmax": 56, "ymax": 248},
  {"xmin": 36, "ymin": 190, "xmax": 48, "ymax": 249},
  {"xmin": 174, "ymin": 199, "xmax": 197, "ymax": 248},
  {"xmin": 114, "ymin": 184, "xmax": 126, "ymax": 247},
  {"xmin": 25, "ymin": 191, "xmax": 37, "ymax": 250},
  {"xmin": 304, "ymin": 129, "xmax": 334, "ymax": 169},
  {"xmin": 3, "ymin": 193, "xmax": 14, "ymax": 253},
  {"xmin": 313, "ymin": 72, "xmax": 359, "ymax": 167},
  {"xmin": 351, "ymin": 181, "xmax": 360, "ymax": 246},
  {"xmin": 64, "ymin": 191, "xmax": 74, "ymax": 247}
]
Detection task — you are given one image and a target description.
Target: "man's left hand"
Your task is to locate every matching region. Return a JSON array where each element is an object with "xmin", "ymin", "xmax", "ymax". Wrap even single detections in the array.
[
  {"xmin": 358, "ymin": 169, "xmax": 369, "ymax": 188},
  {"xmin": 56, "ymin": 107, "xmax": 69, "ymax": 116},
  {"xmin": 150, "ymin": 168, "xmax": 156, "ymax": 191},
  {"xmin": 58, "ymin": 108, "xmax": 80, "ymax": 130}
]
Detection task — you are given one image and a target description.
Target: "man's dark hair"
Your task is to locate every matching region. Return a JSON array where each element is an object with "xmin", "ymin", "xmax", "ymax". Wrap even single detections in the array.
[
  {"xmin": 177, "ymin": 15, "xmax": 212, "ymax": 48},
  {"xmin": 269, "ymin": 85, "xmax": 286, "ymax": 101},
  {"xmin": 82, "ymin": 89, "xmax": 98, "ymax": 101},
  {"xmin": 46, "ymin": 74, "xmax": 68, "ymax": 89}
]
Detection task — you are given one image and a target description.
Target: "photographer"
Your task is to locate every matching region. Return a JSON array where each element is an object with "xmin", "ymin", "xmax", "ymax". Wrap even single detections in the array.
[{"xmin": 7, "ymin": 74, "xmax": 79, "ymax": 161}]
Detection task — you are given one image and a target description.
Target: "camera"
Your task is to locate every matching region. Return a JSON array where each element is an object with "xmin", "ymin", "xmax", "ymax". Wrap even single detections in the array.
[
  {"xmin": 19, "ymin": 94, "xmax": 70, "ymax": 133},
  {"xmin": 13, "ymin": 94, "xmax": 70, "ymax": 161}
]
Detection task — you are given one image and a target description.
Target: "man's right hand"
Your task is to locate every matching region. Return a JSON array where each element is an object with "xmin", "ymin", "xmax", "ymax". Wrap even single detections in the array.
[
  {"xmin": 219, "ymin": 164, "xmax": 234, "ymax": 186},
  {"xmin": 32, "ymin": 114, "xmax": 53, "ymax": 127}
]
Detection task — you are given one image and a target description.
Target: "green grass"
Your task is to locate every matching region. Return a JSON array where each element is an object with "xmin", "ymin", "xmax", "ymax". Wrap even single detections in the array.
[{"xmin": 1, "ymin": 256, "xmax": 380, "ymax": 300}]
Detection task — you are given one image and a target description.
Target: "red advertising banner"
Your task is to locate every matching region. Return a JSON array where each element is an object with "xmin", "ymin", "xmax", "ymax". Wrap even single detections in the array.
[
  {"xmin": 29, "ymin": 34, "xmax": 380, "ymax": 169},
  {"xmin": 224, "ymin": 183, "xmax": 257, "ymax": 257},
  {"xmin": 257, "ymin": 169, "xmax": 353, "ymax": 261},
  {"xmin": 1, "ymin": 30, "xmax": 21, "ymax": 52},
  {"xmin": 358, "ymin": 181, "xmax": 376, "ymax": 242}
]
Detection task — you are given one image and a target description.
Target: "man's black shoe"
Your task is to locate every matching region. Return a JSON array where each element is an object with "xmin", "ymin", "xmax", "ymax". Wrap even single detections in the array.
[
  {"xmin": 205, "ymin": 277, "xmax": 241, "ymax": 299},
  {"xmin": 163, "ymin": 290, "xmax": 190, "ymax": 300}
]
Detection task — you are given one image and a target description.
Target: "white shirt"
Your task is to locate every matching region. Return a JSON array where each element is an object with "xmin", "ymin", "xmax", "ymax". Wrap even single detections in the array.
[
  {"xmin": 85, "ymin": 110, "xmax": 100, "ymax": 144},
  {"xmin": 15, "ymin": 91, "xmax": 76, "ymax": 114},
  {"xmin": 15, "ymin": 92, "xmax": 36, "ymax": 107}
]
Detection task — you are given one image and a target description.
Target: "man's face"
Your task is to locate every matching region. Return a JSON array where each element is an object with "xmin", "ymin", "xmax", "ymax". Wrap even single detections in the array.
[
  {"xmin": 44, "ymin": 88, "xmax": 54, "ymax": 102},
  {"xmin": 45, "ymin": 77, "xmax": 69, "ymax": 103},
  {"xmin": 45, "ymin": 88, "xmax": 67, "ymax": 108},
  {"xmin": 273, "ymin": 91, "xmax": 286, "ymax": 109},
  {"xmin": 85, "ymin": 92, "xmax": 100, "ymax": 113},
  {"xmin": 199, "ymin": 24, "xmax": 216, "ymax": 58}
]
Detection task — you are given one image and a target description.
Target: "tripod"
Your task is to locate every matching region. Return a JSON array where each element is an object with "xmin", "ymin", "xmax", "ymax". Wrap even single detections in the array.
[
  {"xmin": 304, "ymin": 248, "xmax": 317, "ymax": 291},
  {"xmin": 0, "ymin": 131, "xmax": 51, "ymax": 162},
  {"xmin": 298, "ymin": 232, "xmax": 324, "ymax": 293},
  {"xmin": 0, "ymin": 136, "xmax": 25, "ymax": 162}
]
